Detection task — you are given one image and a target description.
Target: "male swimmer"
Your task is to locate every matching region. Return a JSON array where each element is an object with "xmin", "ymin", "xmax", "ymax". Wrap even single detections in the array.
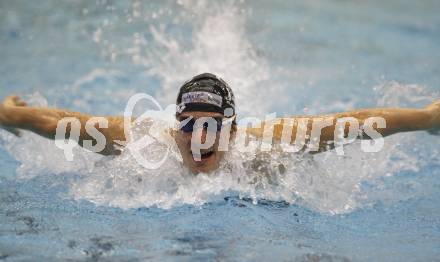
[{"xmin": 0, "ymin": 73, "xmax": 439, "ymax": 173}]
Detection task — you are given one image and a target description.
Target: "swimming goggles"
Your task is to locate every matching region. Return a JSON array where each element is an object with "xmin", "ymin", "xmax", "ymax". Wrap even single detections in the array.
[{"xmin": 178, "ymin": 116, "xmax": 235, "ymax": 133}]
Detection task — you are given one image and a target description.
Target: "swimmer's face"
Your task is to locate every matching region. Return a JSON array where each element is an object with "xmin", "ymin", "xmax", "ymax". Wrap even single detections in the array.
[{"xmin": 174, "ymin": 111, "xmax": 236, "ymax": 174}]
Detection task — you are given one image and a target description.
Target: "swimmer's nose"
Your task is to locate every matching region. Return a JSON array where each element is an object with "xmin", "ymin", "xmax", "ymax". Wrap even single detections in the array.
[
  {"xmin": 191, "ymin": 128, "xmax": 216, "ymax": 145},
  {"xmin": 200, "ymin": 129, "xmax": 208, "ymax": 144}
]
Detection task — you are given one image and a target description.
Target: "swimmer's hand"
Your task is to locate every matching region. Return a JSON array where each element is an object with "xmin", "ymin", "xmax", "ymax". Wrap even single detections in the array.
[
  {"xmin": 426, "ymin": 100, "xmax": 440, "ymax": 135},
  {"xmin": 0, "ymin": 95, "xmax": 27, "ymax": 136}
]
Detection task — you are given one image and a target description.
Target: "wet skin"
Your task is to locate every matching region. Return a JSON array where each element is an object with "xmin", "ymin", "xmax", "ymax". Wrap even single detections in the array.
[{"xmin": 173, "ymin": 111, "xmax": 236, "ymax": 174}]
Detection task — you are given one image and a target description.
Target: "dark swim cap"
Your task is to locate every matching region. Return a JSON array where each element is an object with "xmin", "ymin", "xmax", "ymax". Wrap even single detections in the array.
[{"xmin": 176, "ymin": 73, "xmax": 235, "ymax": 117}]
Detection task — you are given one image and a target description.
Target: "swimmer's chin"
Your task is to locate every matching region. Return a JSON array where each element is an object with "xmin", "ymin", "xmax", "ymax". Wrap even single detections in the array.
[
  {"xmin": 188, "ymin": 155, "xmax": 219, "ymax": 174},
  {"xmin": 188, "ymin": 165, "xmax": 216, "ymax": 174}
]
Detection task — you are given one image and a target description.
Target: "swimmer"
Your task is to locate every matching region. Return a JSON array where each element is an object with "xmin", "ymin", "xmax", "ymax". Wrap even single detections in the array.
[{"xmin": 0, "ymin": 73, "xmax": 439, "ymax": 173}]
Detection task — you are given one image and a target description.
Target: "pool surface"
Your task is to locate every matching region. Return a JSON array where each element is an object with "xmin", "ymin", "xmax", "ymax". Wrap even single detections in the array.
[{"xmin": 1, "ymin": 0, "xmax": 440, "ymax": 261}]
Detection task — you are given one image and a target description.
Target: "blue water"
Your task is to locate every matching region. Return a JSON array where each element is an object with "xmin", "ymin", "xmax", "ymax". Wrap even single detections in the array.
[{"xmin": 1, "ymin": 0, "xmax": 440, "ymax": 261}]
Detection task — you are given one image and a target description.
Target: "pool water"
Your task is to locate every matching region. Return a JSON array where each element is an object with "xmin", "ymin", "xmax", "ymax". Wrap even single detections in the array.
[{"xmin": 1, "ymin": 0, "xmax": 440, "ymax": 261}]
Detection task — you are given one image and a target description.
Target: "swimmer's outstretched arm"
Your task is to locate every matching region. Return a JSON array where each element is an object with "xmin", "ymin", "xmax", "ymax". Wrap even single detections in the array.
[
  {"xmin": 0, "ymin": 96, "xmax": 127, "ymax": 155},
  {"xmin": 249, "ymin": 100, "xmax": 440, "ymax": 153}
]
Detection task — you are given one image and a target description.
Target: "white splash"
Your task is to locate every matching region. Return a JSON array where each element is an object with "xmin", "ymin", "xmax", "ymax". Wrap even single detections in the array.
[{"xmin": 139, "ymin": 0, "xmax": 276, "ymax": 117}]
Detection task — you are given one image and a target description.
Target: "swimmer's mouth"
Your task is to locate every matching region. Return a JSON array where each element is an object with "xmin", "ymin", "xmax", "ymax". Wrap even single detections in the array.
[{"xmin": 191, "ymin": 149, "xmax": 215, "ymax": 161}]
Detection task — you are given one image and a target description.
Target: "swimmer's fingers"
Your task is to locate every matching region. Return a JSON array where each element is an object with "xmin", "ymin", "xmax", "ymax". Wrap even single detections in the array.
[
  {"xmin": 3, "ymin": 96, "xmax": 18, "ymax": 107},
  {"xmin": 425, "ymin": 99, "xmax": 440, "ymax": 114},
  {"xmin": 3, "ymin": 95, "xmax": 27, "ymax": 107},
  {"xmin": 426, "ymin": 99, "xmax": 440, "ymax": 130},
  {"xmin": 0, "ymin": 97, "xmax": 24, "ymax": 137}
]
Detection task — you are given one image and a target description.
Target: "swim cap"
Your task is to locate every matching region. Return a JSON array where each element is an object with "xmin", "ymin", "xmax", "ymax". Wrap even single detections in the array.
[{"xmin": 176, "ymin": 73, "xmax": 235, "ymax": 117}]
